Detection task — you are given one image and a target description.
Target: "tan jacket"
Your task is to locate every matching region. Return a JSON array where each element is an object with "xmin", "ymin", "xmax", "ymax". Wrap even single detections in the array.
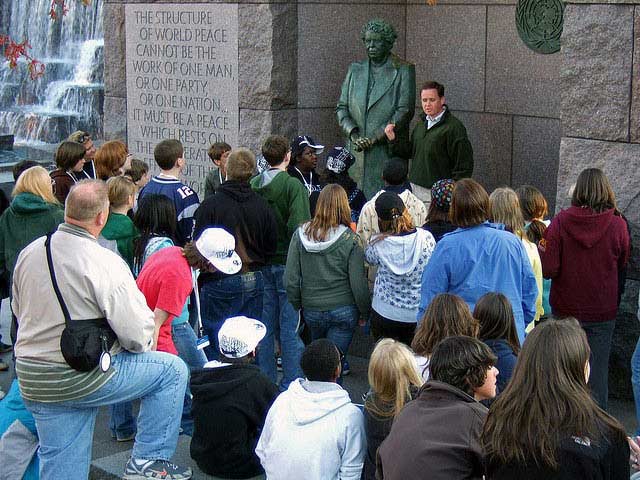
[
  {"xmin": 13, "ymin": 223, "xmax": 154, "ymax": 364},
  {"xmin": 356, "ymin": 189, "xmax": 427, "ymax": 246}
]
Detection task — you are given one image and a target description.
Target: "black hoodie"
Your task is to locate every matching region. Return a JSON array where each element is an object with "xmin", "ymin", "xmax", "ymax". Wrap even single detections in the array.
[
  {"xmin": 193, "ymin": 180, "xmax": 278, "ymax": 283},
  {"xmin": 190, "ymin": 364, "xmax": 280, "ymax": 479}
]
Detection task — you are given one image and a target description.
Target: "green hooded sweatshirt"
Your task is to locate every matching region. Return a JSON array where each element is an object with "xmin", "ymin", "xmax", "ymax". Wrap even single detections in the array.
[
  {"xmin": 0, "ymin": 192, "xmax": 64, "ymax": 286},
  {"xmin": 100, "ymin": 212, "xmax": 139, "ymax": 270},
  {"xmin": 285, "ymin": 224, "xmax": 370, "ymax": 318},
  {"xmin": 250, "ymin": 169, "xmax": 310, "ymax": 265}
]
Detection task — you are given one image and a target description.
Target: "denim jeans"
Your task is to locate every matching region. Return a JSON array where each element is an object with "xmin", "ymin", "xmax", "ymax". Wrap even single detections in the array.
[
  {"xmin": 172, "ymin": 321, "xmax": 207, "ymax": 435},
  {"xmin": 200, "ymin": 271, "xmax": 264, "ymax": 360},
  {"xmin": 632, "ymin": 336, "xmax": 640, "ymax": 435},
  {"xmin": 304, "ymin": 305, "xmax": 358, "ymax": 357},
  {"xmin": 257, "ymin": 264, "xmax": 304, "ymax": 389},
  {"xmin": 110, "ymin": 323, "xmax": 206, "ymax": 439},
  {"xmin": 23, "ymin": 351, "xmax": 188, "ymax": 480},
  {"xmin": 581, "ymin": 319, "xmax": 615, "ymax": 411}
]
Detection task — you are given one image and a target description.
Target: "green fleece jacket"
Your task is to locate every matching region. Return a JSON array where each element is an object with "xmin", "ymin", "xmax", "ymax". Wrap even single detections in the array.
[
  {"xmin": 285, "ymin": 225, "xmax": 370, "ymax": 318},
  {"xmin": 0, "ymin": 192, "xmax": 64, "ymax": 286},
  {"xmin": 250, "ymin": 169, "xmax": 310, "ymax": 265},
  {"xmin": 100, "ymin": 212, "xmax": 138, "ymax": 270},
  {"xmin": 397, "ymin": 108, "xmax": 473, "ymax": 189}
]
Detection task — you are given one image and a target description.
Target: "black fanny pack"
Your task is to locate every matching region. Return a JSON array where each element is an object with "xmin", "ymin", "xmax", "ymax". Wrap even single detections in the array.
[{"xmin": 45, "ymin": 234, "xmax": 117, "ymax": 372}]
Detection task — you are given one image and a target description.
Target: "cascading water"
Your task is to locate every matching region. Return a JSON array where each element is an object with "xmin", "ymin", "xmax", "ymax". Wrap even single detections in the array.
[{"xmin": 0, "ymin": 0, "xmax": 104, "ymax": 145}]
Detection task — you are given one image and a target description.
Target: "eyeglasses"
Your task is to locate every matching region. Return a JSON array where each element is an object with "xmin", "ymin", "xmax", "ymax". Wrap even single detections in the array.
[{"xmin": 336, "ymin": 347, "xmax": 345, "ymax": 363}]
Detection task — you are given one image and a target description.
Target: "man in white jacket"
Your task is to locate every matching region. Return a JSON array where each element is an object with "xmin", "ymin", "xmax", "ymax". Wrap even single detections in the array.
[{"xmin": 256, "ymin": 339, "xmax": 366, "ymax": 480}]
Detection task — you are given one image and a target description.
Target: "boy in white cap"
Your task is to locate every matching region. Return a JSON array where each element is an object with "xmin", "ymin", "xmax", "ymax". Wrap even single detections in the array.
[{"xmin": 190, "ymin": 316, "xmax": 279, "ymax": 479}]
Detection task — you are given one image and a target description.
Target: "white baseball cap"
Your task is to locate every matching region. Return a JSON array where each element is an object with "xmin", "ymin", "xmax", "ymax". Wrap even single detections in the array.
[
  {"xmin": 195, "ymin": 228, "xmax": 242, "ymax": 275},
  {"xmin": 218, "ymin": 316, "xmax": 267, "ymax": 358}
]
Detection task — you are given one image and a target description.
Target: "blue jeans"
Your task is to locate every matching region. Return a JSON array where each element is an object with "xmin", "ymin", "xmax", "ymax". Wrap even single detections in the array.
[
  {"xmin": 110, "ymin": 323, "xmax": 206, "ymax": 439},
  {"xmin": 200, "ymin": 271, "xmax": 264, "ymax": 360},
  {"xmin": 257, "ymin": 264, "xmax": 304, "ymax": 389},
  {"xmin": 24, "ymin": 351, "xmax": 188, "ymax": 480},
  {"xmin": 304, "ymin": 305, "xmax": 358, "ymax": 356},
  {"xmin": 632, "ymin": 336, "xmax": 640, "ymax": 435},
  {"xmin": 172, "ymin": 321, "xmax": 207, "ymax": 435},
  {"xmin": 581, "ymin": 319, "xmax": 615, "ymax": 411},
  {"xmin": 304, "ymin": 305, "xmax": 358, "ymax": 383}
]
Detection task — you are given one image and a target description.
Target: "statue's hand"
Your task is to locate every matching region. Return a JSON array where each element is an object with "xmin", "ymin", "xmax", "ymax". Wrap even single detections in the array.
[
  {"xmin": 384, "ymin": 123, "xmax": 396, "ymax": 141},
  {"xmin": 354, "ymin": 137, "xmax": 374, "ymax": 151}
]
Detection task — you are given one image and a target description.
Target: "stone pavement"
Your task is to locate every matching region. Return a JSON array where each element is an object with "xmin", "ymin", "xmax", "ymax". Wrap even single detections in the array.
[{"xmin": 0, "ymin": 302, "xmax": 635, "ymax": 479}]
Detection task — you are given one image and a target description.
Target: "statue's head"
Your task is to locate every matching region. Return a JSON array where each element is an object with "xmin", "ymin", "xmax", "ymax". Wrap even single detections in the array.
[{"xmin": 361, "ymin": 19, "xmax": 397, "ymax": 63}]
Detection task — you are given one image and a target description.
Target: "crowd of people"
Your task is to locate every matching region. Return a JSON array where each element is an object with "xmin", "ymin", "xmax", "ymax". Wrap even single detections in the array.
[{"xmin": 0, "ymin": 77, "xmax": 637, "ymax": 480}]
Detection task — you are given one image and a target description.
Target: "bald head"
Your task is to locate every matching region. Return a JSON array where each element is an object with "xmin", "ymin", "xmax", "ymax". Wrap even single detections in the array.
[{"xmin": 65, "ymin": 180, "xmax": 109, "ymax": 222}]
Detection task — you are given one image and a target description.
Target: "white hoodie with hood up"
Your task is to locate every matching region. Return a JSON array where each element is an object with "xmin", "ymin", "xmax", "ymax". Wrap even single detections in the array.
[
  {"xmin": 365, "ymin": 228, "xmax": 436, "ymax": 322},
  {"xmin": 256, "ymin": 378, "xmax": 366, "ymax": 480}
]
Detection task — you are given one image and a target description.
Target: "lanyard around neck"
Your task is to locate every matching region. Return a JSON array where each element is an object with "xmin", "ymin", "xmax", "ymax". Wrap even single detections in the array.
[{"xmin": 294, "ymin": 167, "xmax": 313, "ymax": 194}]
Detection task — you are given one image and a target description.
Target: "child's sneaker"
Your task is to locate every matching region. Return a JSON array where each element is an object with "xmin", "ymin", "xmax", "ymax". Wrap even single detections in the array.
[{"xmin": 123, "ymin": 457, "xmax": 192, "ymax": 479}]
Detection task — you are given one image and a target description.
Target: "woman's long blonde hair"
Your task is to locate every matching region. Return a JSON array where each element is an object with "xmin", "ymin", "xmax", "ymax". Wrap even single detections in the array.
[
  {"xmin": 13, "ymin": 166, "xmax": 59, "ymax": 205},
  {"xmin": 304, "ymin": 184, "xmax": 352, "ymax": 242},
  {"xmin": 489, "ymin": 187, "xmax": 525, "ymax": 238},
  {"xmin": 365, "ymin": 338, "xmax": 423, "ymax": 419}
]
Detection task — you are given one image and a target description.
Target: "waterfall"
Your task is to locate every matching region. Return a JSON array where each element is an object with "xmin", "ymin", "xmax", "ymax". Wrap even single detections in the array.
[{"xmin": 0, "ymin": 0, "xmax": 104, "ymax": 145}]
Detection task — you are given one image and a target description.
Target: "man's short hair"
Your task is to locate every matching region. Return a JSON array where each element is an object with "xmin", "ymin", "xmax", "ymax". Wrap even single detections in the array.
[
  {"xmin": 449, "ymin": 178, "xmax": 489, "ymax": 227},
  {"xmin": 207, "ymin": 142, "xmax": 232, "ymax": 162},
  {"xmin": 382, "ymin": 158, "xmax": 408, "ymax": 186},
  {"xmin": 154, "ymin": 139, "xmax": 183, "ymax": 170},
  {"xmin": 12, "ymin": 160, "xmax": 39, "ymax": 182},
  {"xmin": 429, "ymin": 335, "xmax": 497, "ymax": 397},
  {"xmin": 65, "ymin": 180, "xmax": 109, "ymax": 221},
  {"xmin": 360, "ymin": 19, "xmax": 397, "ymax": 47},
  {"xmin": 226, "ymin": 148, "xmax": 256, "ymax": 182},
  {"xmin": 261, "ymin": 135, "xmax": 289, "ymax": 167},
  {"xmin": 300, "ymin": 339, "xmax": 341, "ymax": 382},
  {"xmin": 421, "ymin": 81, "xmax": 445, "ymax": 98}
]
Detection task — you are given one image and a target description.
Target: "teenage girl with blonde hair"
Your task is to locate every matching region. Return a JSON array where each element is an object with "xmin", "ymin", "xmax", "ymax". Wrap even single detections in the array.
[
  {"xmin": 285, "ymin": 184, "xmax": 370, "ymax": 376},
  {"xmin": 362, "ymin": 338, "xmax": 423, "ymax": 480},
  {"xmin": 489, "ymin": 187, "xmax": 543, "ymax": 326}
]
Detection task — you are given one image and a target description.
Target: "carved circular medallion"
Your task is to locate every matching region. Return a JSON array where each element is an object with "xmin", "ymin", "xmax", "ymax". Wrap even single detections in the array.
[{"xmin": 516, "ymin": 0, "xmax": 565, "ymax": 54}]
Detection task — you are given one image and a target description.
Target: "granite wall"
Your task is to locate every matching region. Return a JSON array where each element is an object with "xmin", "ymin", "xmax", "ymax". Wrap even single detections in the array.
[
  {"xmin": 103, "ymin": 0, "xmax": 299, "ymax": 157},
  {"xmin": 104, "ymin": 0, "xmax": 562, "ymax": 208},
  {"xmin": 558, "ymin": 1, "xmax": 640, "ymax": 400},
  {"xmin": 299, "ymin": 1, "xmax": 562, "ymax": 210}
]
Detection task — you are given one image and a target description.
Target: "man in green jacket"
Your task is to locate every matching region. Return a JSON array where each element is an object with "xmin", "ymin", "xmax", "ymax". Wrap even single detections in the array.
[
  {"xmin": 250, "ymin": 135, "xmax": 311, "ymax": 389},
  {"xmin": 387, "ymin": 81, "xmax": 473, "ymax": 207}
]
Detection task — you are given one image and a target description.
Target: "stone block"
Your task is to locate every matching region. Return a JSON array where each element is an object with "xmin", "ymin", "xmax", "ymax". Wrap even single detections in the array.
[
  {"xmin": 557, "ymin": 137, "xmax": 640, "ymax": 280},
  {"xmin": 103, "ymin": 3, "xmax": 126, "ymax": 98},
  {"xmin": 103, "ymin": 95, "xmax": 127, "ymax": 141},
  {"xmin": 455, "ymin": 110, "xmax": 512, "ymax": 194},
  {"xmin": 297, "ymin": 4, "xmax": 406, "ymax": 109},
  {"xmin": 485, "ymin": 5, "xmax": 562, "ymax": 118},
  {"xmin": 406, "ymin": 4, "xmax": 485, "ymax": 111},
  {"xmin": 239, "ymin": 108, "xmax": 297, "ymax": 156},
  {"xmin": 298, "ymin": 108, "xmax": 343, "ymax": 152},
  {"xmin": 631, "ymin": 8, "xmax": 640, "ymax": 143},
  {"xmin": 239, "ymin": 3, "xmax": 297, "ymax": 110},
  {"xmin": 512, "ymin": 116, "xmax": 561, "ymax": 213},
  {"xmin": 611, "ymin": 279, "xmax": 640, "ymax": 400},
  {"xmin": 560, "ymin": 4, "xmax": 634, "ymax": 142}
]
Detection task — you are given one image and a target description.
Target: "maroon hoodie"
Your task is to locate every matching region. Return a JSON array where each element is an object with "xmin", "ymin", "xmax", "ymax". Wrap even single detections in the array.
[{"xmin": 540, "ymin": 206, "xmax": 630, "ymax": 321}]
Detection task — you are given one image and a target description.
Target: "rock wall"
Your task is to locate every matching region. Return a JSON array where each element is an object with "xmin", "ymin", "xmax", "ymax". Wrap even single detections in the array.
[
  {"xmin": 558, "ymin": 2, "xmax": 640, "ymax": 399},
  {"xmin": 103, "ymin": 0, "xmax": 298, "ymax": 155},
  {"xmin": 297, "ymin": 1, "xmax": 562, "ymax": 210}
]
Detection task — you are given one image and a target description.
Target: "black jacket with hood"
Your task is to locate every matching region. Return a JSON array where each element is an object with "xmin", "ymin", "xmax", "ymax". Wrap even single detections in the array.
[
  {"xmin": 194, "ymin": 180, "xmax": 278, "ymax": 283},
  {"xmin": 190, "ymin": 363, "xmax": 280, "ymax": 479}
]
